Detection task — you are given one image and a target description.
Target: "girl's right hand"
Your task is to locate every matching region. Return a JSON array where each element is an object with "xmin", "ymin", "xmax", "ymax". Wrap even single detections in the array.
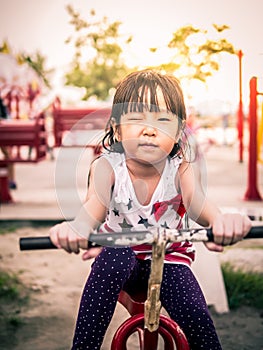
[{"xmin": 49, "ymin": 221, "xmax": 90, "ymax": 254}]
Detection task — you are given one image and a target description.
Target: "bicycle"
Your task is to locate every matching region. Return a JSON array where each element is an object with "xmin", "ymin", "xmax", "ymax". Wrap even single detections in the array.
[{"xmin": 20, "ymin": 225, "xmax": 263, "ymax": 350}]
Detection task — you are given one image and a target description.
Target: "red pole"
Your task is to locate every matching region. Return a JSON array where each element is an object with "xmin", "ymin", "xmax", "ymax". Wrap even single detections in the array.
[
  {"xmin": 244, "ymin": 77, "xmax": 262, "ymax": 201},
  {"xmin": 15, "ymin": 94, "xmax": 20, "ymax": 119},
  {"xmin": 237, "ymin": 50, "xmax": 244, "ymax": 163}
]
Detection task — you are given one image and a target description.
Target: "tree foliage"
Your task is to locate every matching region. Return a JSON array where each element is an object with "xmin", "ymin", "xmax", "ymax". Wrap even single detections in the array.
[
  {"xmin": 64, "ymin": 5, "xmax": 133, "ymax": 100},
  {"xmin": 150, "ymin": 24, "xmax": 236, "ymax": 83},
  {"xmin": 64, "ymin": 5, "xmax": 236, "ymax": 101}
]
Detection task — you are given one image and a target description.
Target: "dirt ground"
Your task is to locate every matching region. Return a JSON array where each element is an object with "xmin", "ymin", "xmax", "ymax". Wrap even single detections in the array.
[{"xmin": 1, "ymin": 227, "xmax": 263, "ymax": 350}]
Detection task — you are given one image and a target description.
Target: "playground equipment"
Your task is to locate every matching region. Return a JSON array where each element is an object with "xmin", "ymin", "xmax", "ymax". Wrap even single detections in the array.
[
  {"xmin": 244, "ymin": 76, "xmax": 262, "ymax": 201},
  {"xmin": 0, "ymin": 112, "xmax": 47, "ymax": 203},
  {"xmin": 52, "ymin": 99, "xmax": 111, "ymax": 154},
  {"xmin": 258, "ymin": 102, "xmax": 263, "ymax": 164},
  {"xmin": 237, "ymin": 49, "xmax": 244, "ymax": 163}
]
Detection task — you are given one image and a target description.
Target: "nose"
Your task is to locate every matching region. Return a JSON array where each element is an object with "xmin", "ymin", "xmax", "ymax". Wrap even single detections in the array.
[{"xmin": 142, "ymin": 124, "xmax": 156, "ymax": 136}]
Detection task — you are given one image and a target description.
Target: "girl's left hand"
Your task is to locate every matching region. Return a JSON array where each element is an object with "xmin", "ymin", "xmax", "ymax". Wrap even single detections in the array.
[
  {"xmin": 82, "ymin": 247, "xmax": 102, "ymax": 260},
  {"xmin": 205, "ymin": 213, "xmax": 252, "ymax": 252}
]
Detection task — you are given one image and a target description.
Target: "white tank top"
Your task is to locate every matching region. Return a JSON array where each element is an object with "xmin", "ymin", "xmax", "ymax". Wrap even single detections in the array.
[{"xmin": 99, "ymin": 152, "xmax": 195, "ymax": 266}]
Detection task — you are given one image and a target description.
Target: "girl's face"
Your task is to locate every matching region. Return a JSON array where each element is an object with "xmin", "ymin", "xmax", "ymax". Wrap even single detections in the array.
[{"xmin": 116, "ymin": 89, "xmax": 181, "ymax": 165}]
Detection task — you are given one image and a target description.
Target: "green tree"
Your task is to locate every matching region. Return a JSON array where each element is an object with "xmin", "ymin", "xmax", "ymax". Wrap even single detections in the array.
[
  {"xmin": 150, "ymin": 24, "xmax": 236, "ymax": 83},
  {"xmin": 64, "ymin": 5, "xmax": 133, "ymax": 101}
]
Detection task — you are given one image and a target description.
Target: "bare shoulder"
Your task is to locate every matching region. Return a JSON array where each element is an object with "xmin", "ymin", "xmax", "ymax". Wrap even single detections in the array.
[
  {"xmin": 176, "ymin": 159, "xmax": 200, "ymax": 194},
  {"xmin": 88, "ymin": 155, "xmax": 115, "ymax": 188},
  {"xmin": 91, "ymin": 155, "xmax": 114, "ymax": 172}
]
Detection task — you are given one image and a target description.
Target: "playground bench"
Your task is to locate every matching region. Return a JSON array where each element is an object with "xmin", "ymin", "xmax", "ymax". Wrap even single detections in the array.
[
  {"xmin": 52, "ymin": 105, "xmax": 111, "ymax": 154},
  {"xmin": 0, "ymin": 113, "xmax": 46, "ymax": 162},
  {"xmin": 0, "ymin": 112, "xmax": 47, "ymax": 203}
]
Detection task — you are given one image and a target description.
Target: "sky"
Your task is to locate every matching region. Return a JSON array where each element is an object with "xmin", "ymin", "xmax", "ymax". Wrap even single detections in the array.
[{"xmin": 1, "ymin": 0, "xmax": 263, "ymax": 112}]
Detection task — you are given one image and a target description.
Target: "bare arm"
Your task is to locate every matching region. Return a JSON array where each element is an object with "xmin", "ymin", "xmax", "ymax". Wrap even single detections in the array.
[
  {"xmin": 178, "ymin": 160, "xmax": 251, "ymax": 252},
  {"xmin": 178, "ymin": 160, "xmax": 219, "ymax": 226},
  {"xmin": 50, "ymin": 156, "xmax": 114, "ymax": 257}
]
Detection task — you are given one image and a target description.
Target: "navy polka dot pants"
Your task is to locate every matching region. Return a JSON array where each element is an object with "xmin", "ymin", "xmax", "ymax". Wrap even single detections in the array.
[{"xmin": 72, "ymin": 247, "xmax": 222, "ymax": 349}]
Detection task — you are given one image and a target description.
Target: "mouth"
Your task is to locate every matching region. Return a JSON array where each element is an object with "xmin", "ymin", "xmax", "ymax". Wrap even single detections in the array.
[{"xmin": 138, "ymin": 143, "xmax": 158, "ymax": 150}]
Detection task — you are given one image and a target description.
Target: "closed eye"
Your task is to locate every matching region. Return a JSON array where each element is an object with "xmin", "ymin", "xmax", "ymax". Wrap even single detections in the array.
[
  {"xmin": 128, "ymin": 117, "xmax": 144, "ymax": 120},
  {"xmin": 126, "ymin": 114, "xmax": 144, "ymax": 122},
  {"xmin": 158, "ymin": 117, "xmax": 171, "ymax": 121},
  {"xmin": 157, "ymin": 112, "xmax": 177, "ymax": 122}
]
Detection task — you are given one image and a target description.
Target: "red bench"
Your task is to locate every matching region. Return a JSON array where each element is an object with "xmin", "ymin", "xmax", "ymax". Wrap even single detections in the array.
[
  {"xmin": 52, "ymin": 105, "xmax": 111, "ymax": 154},
  {"xmin": 0, "ymin": 112, "xmax": 47, "ymax": 203}
]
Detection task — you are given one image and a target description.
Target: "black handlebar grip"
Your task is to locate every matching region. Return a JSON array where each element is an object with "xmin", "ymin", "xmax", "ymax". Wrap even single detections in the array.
[
  {"xmin": 205, "ymin": 226, "xmax": 263, "ymax": 242},
  {"xmin": 246, "ymin": 225, "xmax": 263, "ymax": 239},
  {"xmin": 19, "ymin": 236, "xmax": 100, "ymax": 250},
  {"xmin": 20, "ymin": 236, "xmax": 57, "ymax": 250},
  {"xmin": 206, "ymin": 228, "xmax": 213, "ymax": 241}
]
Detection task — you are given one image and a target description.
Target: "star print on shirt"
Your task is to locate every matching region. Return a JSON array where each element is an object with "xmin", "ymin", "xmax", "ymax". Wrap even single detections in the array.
[
  {"xmin": 127, "ymin": 198, "xmax": 133, "ymax": 210},
  {"xmin": 119, "ymin": 218, "xmax": 133, "ymax": 231},
  {"xmin": 113, "ymin": 208, "xmax": 119, "ymax": 216},
  {"xmin": 161, "ymin": 221, "xmax": 169, "ymax": 229},
  {"xmin": 138, "ymin": 216, "xmax": 154, "ymax": 229}
]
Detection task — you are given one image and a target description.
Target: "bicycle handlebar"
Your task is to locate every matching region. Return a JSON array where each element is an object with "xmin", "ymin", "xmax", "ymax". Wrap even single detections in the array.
[{"xmin": 19, "ymin": 226, "xmax": 263, "ymax": 251}]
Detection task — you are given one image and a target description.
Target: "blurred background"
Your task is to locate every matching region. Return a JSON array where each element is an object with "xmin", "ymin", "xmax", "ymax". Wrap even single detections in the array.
[
  {"xmin": 0, "ymin": 0, "xmax": 262, "ymax": 202},
  {"xmin": 1, "ymin": 0, "xmax": 263, "ymax": 111}
]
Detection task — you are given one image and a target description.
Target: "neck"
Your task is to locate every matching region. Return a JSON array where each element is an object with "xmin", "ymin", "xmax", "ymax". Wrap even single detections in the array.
[{"xmin": 125, "ymin": 157, "xmax": 166, "ymax": 179}]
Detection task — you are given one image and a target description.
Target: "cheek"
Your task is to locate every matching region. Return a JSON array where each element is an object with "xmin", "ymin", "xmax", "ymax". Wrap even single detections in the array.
[
  {"xmin": 119, "ymin": 124, "xmax": 141, "ymax": 140},
  {"xmin": 121, "ymin": 139, "xmax": 138, "ymax": 152},
  {"xmin": 158, "ymin": 129, "xmax": 179, "ymax": 154},
  {"xmin": 160, "ymin": 139, "xmax": 176, "ymax": 155},
  {"xmin": 159, "ymin": 126, "xmax": 179, "ymax": 144},
  {"xmin": 158, "ymin": 121, "xmax": 180, "ymax": 137}
]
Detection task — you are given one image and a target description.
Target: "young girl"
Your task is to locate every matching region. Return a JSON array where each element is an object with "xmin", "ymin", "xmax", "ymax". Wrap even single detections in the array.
[{"xmin": 50, "ymin": 69, "xmax": 251, "ymax": 349}]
